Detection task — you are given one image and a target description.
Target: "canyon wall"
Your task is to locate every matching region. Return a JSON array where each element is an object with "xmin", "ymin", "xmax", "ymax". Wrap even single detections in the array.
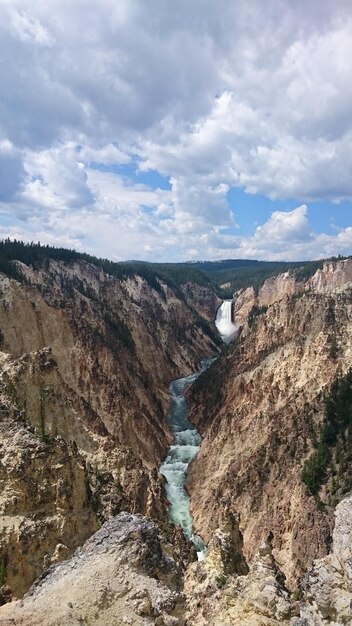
[
  {"xmin": 187, "ymin": 259, "xmax": 352, "ymax": 587},
  {"xmin": 0, "ymin": 259, "xmax": 220, "ymax": 596}
]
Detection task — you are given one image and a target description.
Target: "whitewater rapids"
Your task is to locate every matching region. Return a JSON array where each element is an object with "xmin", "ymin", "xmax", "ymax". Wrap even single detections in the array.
[{"xmin": 160, "ymin": 359, "xmax": 215, "ymax": 560}]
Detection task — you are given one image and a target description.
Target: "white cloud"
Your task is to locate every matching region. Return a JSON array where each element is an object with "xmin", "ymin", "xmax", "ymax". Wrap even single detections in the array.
[
  {"xmin": 255, "ymin": 206, "xmax": 311, "ymax": 243},
  {"xmin": 0, "ymin": 1, "xmax": 351, "ymax": 260},
  {"xmin": 0, "ymin": 140, "xmax": 25, "ymax": 201},
  {"xmin": 10, "ymin": 9, "xmax": 55, "ymax": 46},
  {"xmin": 192, "ymin": 208, "xmax": 352, "ymax": 262},
  {"xmin": 23, "ymin": 145, "xmax": 94, "ymax": 209},
  {"xmin": 78, "ymin": 144, "xmax": 131, "ymax": 167}
]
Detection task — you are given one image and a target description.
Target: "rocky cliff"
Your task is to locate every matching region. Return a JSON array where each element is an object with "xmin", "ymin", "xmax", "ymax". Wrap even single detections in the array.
[
  {"xmin": 0, "ymin": 512, "xmax": 192, "ymax": 625},
  {"xmin": 184, "ymin": 495, "xmax": 352, "ymax": 625},
  {"xmin": 180, "ymin": 283, "xmax": 221, "ymax": 323},
  {"xmin": 2, "ymin": 497, "xmax": 351, "ymax": 625},
  {"xmin": 0, "ymin": 259, "xmax": 220, "ymax": 596},
  {"xmin": 2, "ymin": 251, "xmax": 352, "ymax": 623},
  {"xmin": 187, "ymin": 259, "xmax": 352, "ymax": 587}
]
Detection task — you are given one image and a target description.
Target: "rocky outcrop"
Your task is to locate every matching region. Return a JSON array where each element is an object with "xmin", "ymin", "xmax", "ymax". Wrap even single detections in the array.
[
  {"xmin": 234, "ymin": 259, "xmax": 352, "ymax": 328},
  {"xmin": 0, "ymin": 382, "xmax": 98, "ymax": 598},
  {"xmin": 187, "ymin": 259, "xmax": 352, "ymax": 586},
  {"xmin": 297, "ymin": 495, "xmax": 352, "ymax": 625},
  {"xmin": 3, "ymin": 253, "xmax": 352, "ymax": 620},
  {"xmin": 0, "ymin": 508, "xmax": 295, "ymax": 626},
  {"xmin": 184, "ymin": 512, "xmax": 292, "ymax": 626},
  {"xmin": 0, "ymin": 513, "xmax": 192, "ymax": 625},
  {"xmin": 185, "ymin": 495, "xmax": 352, "ymax": 625},
  {"xmin": 5, "ymin": 499, "xmax": 350, "ymax": 626},
  {"xmin": 0, "ymin": 260, "xmax": 220, "ymax": 596},
  {"xmin": 2, "ymin": 261, "xmax": 220, "ymax": 464}
]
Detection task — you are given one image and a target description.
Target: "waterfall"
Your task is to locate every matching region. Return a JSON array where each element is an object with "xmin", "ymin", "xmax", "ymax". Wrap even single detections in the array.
[{"xmin": 215, "ymin": 300, "xmax": 237, "ymax": 343}]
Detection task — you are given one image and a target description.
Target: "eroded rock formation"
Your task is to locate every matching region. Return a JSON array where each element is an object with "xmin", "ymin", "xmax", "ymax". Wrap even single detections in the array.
[
  {"xmin": 3, "ymin": 497, "xmax": 351, "ymax": 625},
  {"xmin": 0, "ymin": 513, "xmax": 193, "ymax": 625},
  {"xmin": 2, "ymin": 255, "xmax": 352, "ymax": 624},
  {"xmin": 298, "ymin": 495, "xmax": 352, "ymax": 625}
]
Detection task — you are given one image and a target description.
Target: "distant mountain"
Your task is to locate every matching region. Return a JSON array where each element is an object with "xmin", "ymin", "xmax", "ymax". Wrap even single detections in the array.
[{"xmin": 185, "ymin": 258, "xmax": 281, "ymax": 271}]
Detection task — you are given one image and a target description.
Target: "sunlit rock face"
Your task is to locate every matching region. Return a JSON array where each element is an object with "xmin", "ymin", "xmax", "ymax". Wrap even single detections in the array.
[
  {"xmin": 181, "ymin": 282, "xmax": 221, "ymax": 322},
  {"xmin": 1, "ymin": 258, "xmax": 352, "ymax": 624},
  {"xmin": 183, "ymin": 495, "xmax": 352, "ymax": 625},
  {"xmin": 187, "ymin": 258, "xmax": 352, "ymax": 587},
  {"xmin": 3, "ymin": 500, "xmax": 351, "ymax": 625},
  {"xmin": 298, "ymin": 495, "xmax": 352, "ymax": 625}
]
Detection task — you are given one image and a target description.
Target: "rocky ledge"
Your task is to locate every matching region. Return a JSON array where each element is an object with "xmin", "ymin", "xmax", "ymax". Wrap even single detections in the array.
[{"xmin": 0, "ymin": 512, "xmax": 193, "ymax": 626}]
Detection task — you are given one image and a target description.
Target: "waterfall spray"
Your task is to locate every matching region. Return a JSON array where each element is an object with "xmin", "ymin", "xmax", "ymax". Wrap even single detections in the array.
[{"xmin": 215, "ymin": 300, "xmax": 237, "ymax": 343}]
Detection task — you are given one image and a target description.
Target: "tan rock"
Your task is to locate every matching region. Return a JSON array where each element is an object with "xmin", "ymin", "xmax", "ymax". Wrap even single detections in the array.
[
  {"xmin": 187, "ymin": 259, "xmax": 352, "ymax": 585},
  {"xmin": 184, "ymin": 518, "xmax": 291, "ymax": 625},
  {"xmin": 298, "ymin": 495, "xmax": 352, "ymax": 625},
  {"xmin": 0, "ymin": 513, "xmax": 191, "ymax": 626}
]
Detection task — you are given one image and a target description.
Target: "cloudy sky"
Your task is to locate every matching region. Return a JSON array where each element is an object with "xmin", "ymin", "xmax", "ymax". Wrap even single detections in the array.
[{"xmin": 0, "ymin": 0, "xmax": 352, "ymax": 261}]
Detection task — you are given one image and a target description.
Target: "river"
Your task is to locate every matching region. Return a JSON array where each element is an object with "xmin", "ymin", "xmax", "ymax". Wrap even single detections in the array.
[
  {"xmin": 159, "ymin": 358, "xmax": 215, "ymax": 559},
  {"xmin": 160, "ymin": 301, "xmax": 236, "ymax": 559}
]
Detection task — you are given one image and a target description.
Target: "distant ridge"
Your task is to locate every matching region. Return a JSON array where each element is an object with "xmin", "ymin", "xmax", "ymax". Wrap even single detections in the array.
[{"xmin": 0, "ymin": 239, "xmax": 349, "ymax": 299}]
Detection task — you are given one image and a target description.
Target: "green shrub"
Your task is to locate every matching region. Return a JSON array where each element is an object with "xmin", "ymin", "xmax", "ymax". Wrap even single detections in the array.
[
  {"xmin": 0, "ymin": 557, "xmax": 7, "ymax": 585},
  {"xmin": 301, "ymin": 443, "xmax": 331, "ymax": 494},
  {"xmin": 329, "ymin": 336, "xmax": 339, "ymax": 360},
  {"xmin": 215, "ymin": 574, "xmax": 228, "ymax": 588}
]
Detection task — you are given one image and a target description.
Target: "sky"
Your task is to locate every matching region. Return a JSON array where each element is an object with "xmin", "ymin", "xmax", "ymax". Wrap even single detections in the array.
[{"xmin": 0, "ymin": 0, "xmax": 352, "ymax": 262}]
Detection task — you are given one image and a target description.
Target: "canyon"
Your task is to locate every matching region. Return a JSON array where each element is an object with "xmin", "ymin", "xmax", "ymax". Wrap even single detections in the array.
[
  {"xmin": 0, "ymin": 250, "xmax": 352, "ymax": 625},
  {"xmin": 0, "ymin": 255, "xmax": 220, "ymax": 596}
]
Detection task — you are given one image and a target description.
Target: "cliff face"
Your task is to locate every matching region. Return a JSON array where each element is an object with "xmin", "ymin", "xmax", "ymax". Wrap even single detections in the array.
[
  {"xmin": 2, "ymin": 261, "xmax": 220, "ymax": 464},
  {"xmin": 187, "ymin": 259, "xmax": 352, "ymax": 586},
  {"xmin": 2, "ymin": 256, "xmax": 352, "ymax": 623},
  {"xmin": 0, "ymin": 260, "xmax": 220, "ymax": 596},
  {"xmin": 0, "ymin": 379, "xmax": 98, "ymax": 598},
  {"xmin": 180, "ymin": 282, "xmax": 221, "ymax": 323},
  {"xmin": 234, "ymin": 259, "xmax": 352, "ymax": 327},
  {"xmin": 184, "ymin": 495, "xmax": 352, "ymax": 625}
]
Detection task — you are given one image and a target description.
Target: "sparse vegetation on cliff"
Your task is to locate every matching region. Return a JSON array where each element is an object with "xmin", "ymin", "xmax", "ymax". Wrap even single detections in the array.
[
  {"xmin": 102, "ymin": 310, "xmax": 135, "ymax": 353},
  {"xmin": 0, "ymin": 556, "xmax": 7, "ymax": 586},
  {"xmin": 302, "ymin": 369, "xmax": 352, "ymax": 497},
  {"xmin": 0, "ymin": 239, "xmax": 211, "ymax": 295},
  {"xmin": 247, "ymin": 304, "xmax": 268, "ymax": 328},
  {"xmin": 1, "ymin": 240, "xmax": 350, "ymax": 303},
  {"xmin": 293, "ymin": 260, "xmax": 326, "ymax": 282}
]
